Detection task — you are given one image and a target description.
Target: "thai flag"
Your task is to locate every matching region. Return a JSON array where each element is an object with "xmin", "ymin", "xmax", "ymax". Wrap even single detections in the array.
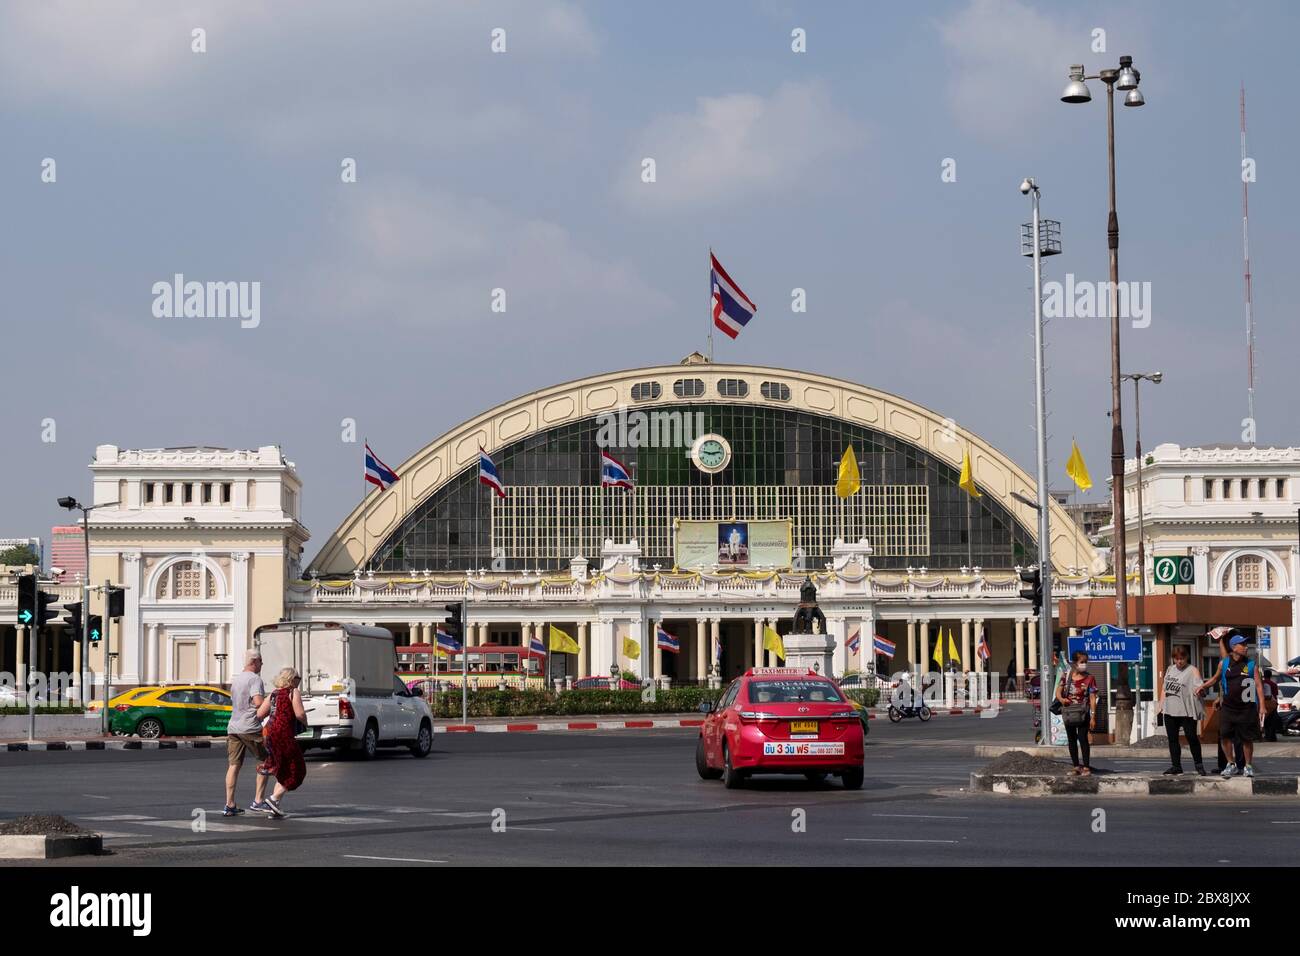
[
  {"xmin": 872, "ymin": 635, "xmax": 896, "ymax": 659},
  {"xmin": 479, "ymin": 446, "xmax": 505, "ymax": 498},
  {"xmin": 529, "ymin": 630, "xmax": 547, "ymax": 657},
  {"xmin": 977, "ymin": 634, "xmax": 990, "ymax": 661},
  {"xmin": 846, "ymin": 630, "xmax": 861, "ymax": 655},
  {"xmin": 600, "ymin": 451, "xmax": 634, "ymax": 490},
  {"xmin": 655, "ymin": 626, "xmax": 680, "ymax": 654},
  {"xmin": 710, "ymin": 251, "xmax": 757, "ymax": 340},
  {"xmin": 435, "ymin": 627, "xmax": 462, "ymax": 655},
  {"xmin": 364, "ymin": 443, "xmax": 399, "ymax": 491}
]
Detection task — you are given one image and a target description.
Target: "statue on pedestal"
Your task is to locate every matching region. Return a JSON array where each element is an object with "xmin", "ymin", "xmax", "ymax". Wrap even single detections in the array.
[{"xmin": 792, "ymin": 577, "xmax": 827, "ymax": 635}]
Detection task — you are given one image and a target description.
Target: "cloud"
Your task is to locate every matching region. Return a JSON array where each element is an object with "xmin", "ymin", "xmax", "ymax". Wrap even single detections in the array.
[
  {"xmin": 616, "ymin": 80, "xmax": 865, "ymax": 210},
  {"xmin": 299, "ymin": 180, "xmax": 674, "ymax": 332},
  {"xmin": 936, "ymin": 0, "xmax": 1087, "ymax": 139}
]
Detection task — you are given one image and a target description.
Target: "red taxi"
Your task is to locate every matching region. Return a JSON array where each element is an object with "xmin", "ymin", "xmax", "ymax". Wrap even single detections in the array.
[{"xmin": 696, "ymin": 668, "xmax": 865, "ymax": 789}]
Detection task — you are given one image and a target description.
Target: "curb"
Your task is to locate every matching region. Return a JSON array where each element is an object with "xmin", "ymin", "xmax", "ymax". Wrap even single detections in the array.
[
  {"xmin": 975, "ymin": 742, "xmax": 1300, "ymax": 759},
  {"xmin": 970, "ymin": 772, "xmax": 1300, "ymax": 797},
  {"xmin": 3, "ymin": 739, "xmax": 215, "ymax": 751},
  {"xmin": 0, "ymin": 833, "xmax": 103, "ymax": 859},
  {"xmin": 436, "ymin": 718, "xmax": 706, "ymax": 734}
]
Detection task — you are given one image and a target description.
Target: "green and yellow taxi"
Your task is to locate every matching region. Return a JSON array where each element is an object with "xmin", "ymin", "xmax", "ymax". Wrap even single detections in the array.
[{"xmin": 108, "ymin": 684, "xmax": 233, "ymax": 738}]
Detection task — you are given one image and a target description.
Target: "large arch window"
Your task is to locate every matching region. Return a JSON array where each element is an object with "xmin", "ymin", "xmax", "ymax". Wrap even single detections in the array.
[
  {"xmin": 153, "ymin": 559, "xmax": 222, "ymax": 601},
  {"xmin": 369, "ymin": 404, "xmax": 1038, "ymax": 573}
]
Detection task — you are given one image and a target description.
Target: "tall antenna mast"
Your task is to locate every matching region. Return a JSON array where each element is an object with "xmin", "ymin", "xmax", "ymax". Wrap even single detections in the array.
[{"xmin": 1241, "ymin": 84, "xmax": 1257, "ymax": 440}]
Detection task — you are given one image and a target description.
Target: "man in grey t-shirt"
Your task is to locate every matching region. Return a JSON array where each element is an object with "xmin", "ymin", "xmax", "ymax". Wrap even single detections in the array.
[{"xmin": 224, "ymin": 650, "xmax": 270, "ymax": 815}]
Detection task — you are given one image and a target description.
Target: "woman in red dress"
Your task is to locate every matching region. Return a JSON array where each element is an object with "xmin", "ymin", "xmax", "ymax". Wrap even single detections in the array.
[{"xmin": 255, "ymin": 668, "xmax": 308, "ymax": 816}]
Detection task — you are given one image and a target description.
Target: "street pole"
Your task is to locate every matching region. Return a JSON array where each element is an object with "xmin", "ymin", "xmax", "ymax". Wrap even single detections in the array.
[
  {"xmin": 80, "ymin": 507, "xmax": 90, "ymax": 709},
  {"xmin": 26, "ymin": 622, "xmax": 35, "ymax": 742},
  {"xmin": 461, "ymin": 596, "xmax": 468, "ymax": 725},
  {"xmin": 1028, "ymin": 181, "xmax": 1054, "ymax": 747},
  {"xmin": 102, "ymin": 580, "xmax": 111, "ymax": 735}
]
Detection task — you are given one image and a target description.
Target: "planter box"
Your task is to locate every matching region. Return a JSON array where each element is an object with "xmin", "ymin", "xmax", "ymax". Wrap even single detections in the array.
[{"xmin": 0, "ymin": 714, "xmax": 102, "ymax": 738}]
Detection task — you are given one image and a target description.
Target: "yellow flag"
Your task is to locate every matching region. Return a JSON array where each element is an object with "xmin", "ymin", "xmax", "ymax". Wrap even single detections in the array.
[
  {"xmin": 835, "ymin": 444, "xmax": 861, "ymax": 499},
  {"xmin": 622, "ymin": 635, "xmax": 640, "ymax": 660},
  {"xmin": 959, "ymin": 448, "xmax": 982, "ymax": 498},
  {"xmin": 1066, "ymin": 439, "xmax": 1092, "ymax": 492},
  {"xmin": 763, "ymin": 626, "xmax": 786, "ymax": 662},
  {"xmin": 549, "ymin": 624, "xmax": 579, "ymax": 655},
  {"xmin": 931, "ymin": 630, "xmax": 943, "ymax": 668},
  {"xmin": 948, "ymin": 628, "xmax": 960, "ymax": 664}
]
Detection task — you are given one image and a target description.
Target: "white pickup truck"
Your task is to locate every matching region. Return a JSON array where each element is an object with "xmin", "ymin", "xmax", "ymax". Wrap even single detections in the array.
[{"xmin": 254, "ymin": 621, "xmax": 433, "ymax": 759}]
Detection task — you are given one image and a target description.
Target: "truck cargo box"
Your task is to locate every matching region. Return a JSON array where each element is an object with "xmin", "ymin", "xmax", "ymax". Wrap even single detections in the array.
[{"xmin": 254, "ymin": 622, "xmax": 396, "ymax": 697}]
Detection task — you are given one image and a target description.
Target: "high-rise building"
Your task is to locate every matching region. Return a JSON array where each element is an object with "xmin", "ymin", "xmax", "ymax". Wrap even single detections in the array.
[{"xmin": 49, "ymin": 526, "xmax": 86, "ymax": 581}]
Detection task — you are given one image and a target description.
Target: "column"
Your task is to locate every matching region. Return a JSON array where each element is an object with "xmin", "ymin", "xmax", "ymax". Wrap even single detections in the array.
[
  {"xmin": 753, "ymin": 618, "xmax": 764, "ymax": 669},
  {"xmin": 216, "ymin": 623, "xmax": 229, "ymax": 685},
  {"xmin": 231, "ymin": 552, "xmax": 251, "ymax": 656},
  {"xmin": 578, "ymin": 621, "xmax": 589, "ymax": 677},
  {"xmin": 1014, "ymin": 618, "xmax": 1026, "ymax": 690},
  {"xmin": 1028, "ymin": 618, "xmax": 1039, "ymax": 671},
  {"xmin": 918, "ymin": 620, "xmax": 930, "ymax": 676},
  {"xmin": 72, "ymin": 641, "xmax": 82, "ymax": 704},
  {"xmin": 861, "ymin": 607, "xmax": 877, "ymax": 674},
  {"xmin": 710, "ymin": 618, "xmax": 721, "ymax": 677},
  {"xmin": 122, "ymin": 552, "xmax": 143, "ymax": 684},
  {"xmin": 832, "ymin": 617, "xmax": 847, "ymax": 677},
  {"xmin": 960, "ymin": 618, "xmax": 972, "ymax": 672},
  {"xmin": 973, "ymin": 619, "xmax": 985, "ymax": 673},
  {"xmin": 53, "ymin": 627, "xmax": 61, "ymax": 675},
  {"xmin": 146, "ymin": 623, "xmax": 160, "ymax": 684},
  {"xmin": 200, "ymin": 627, "xmax": 210, "ymax": 684},
  {"xmin": 905, "ymin": 619, "xmax": 915, "ymax": 673},
  {"xmin": 653, "ymin": 621, "xmax": 663, "ymax": 680},
  {"xmin": 15, "ymin": 625, "xmax": 26, "ymax": 687}
]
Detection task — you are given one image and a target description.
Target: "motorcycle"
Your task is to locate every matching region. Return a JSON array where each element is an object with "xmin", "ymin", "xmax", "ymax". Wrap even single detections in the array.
[{"xmin": 887, "ymin": 702, "xmax": 932, "ymax": 722}]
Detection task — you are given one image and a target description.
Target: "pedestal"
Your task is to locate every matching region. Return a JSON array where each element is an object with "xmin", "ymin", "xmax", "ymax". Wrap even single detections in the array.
[{"xmin": 784, "ymin": 631, "xmax": 835, "ymax": 677}]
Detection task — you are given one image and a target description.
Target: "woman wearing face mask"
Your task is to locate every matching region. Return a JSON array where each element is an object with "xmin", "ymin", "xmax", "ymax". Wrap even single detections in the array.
[
  {"xmin": 1055, "ymin": 650, "xmax": 1098, "ymax": 775},
  {"xmin": 1157, "ymin": 645, "xmax": 1206, "ymax": 775}
]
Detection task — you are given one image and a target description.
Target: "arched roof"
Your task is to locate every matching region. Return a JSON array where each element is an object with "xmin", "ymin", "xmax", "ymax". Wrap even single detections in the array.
[{"xmin": 308, "ymin": 361, "xmax": 1101, "ymax": 575}]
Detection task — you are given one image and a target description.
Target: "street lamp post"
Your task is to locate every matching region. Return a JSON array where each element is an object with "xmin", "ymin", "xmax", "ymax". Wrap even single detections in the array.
[
  {"xmin": 1062, "ymin": 56, "xmax": 1146, "ymax": 637},
  {"xmin": 1020, "ymin": 178, "xmax": 1062, "ymax": 746},
  {"xmin": 57, "ymin": 497, "xmax": 116, "ymax": 712}
]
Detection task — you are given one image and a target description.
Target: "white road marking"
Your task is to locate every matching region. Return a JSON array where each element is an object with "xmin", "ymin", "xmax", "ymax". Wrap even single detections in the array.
[
  {"xmin": 508, "ymin": 826, "xmax": 556, "ymax": 832},
  {"xmin": 80, "ymin": 814, "xmax": 156, "ymax": 821},
  {"xmin": 844, "ymin": 838, "xmax": 960, "ymax": 844},
  {"xmin": 343, "ymin": 855, "xmax": 447, "ymax": 863},
  {"xmin": 566, "ymin": 801, "xmax": 629, "ymax": 809},
  {"xmin": 81, "ymin": 794, "xmax": 112, "ymax": 800},
  {"xmin": 140, "ymin": 820, "xmax": 267, "ymax": 832},
  {"xmin": 295, "ymin": 815, "xmax": 389, "ymax": 825},
  {"xmin": 871, "ymin": 813, "xmax": 970, "ymax": 820}
]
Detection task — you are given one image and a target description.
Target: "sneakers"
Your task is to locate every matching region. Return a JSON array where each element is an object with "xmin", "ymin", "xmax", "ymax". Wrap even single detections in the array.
[
  {"xmin": 265, "ymin": 796, "xmax": 286, "ymax": 818},
  {"xmin": 222, "ymin": 805, "xmax": 244, "ymax": 817},
  {"xmin": 248, "ymin": 800, "xmax": 272, "ymax": 813},
  {"xmin": 1163, "ymin": 767, "xmax": 1183, "ymax": 776},
  {"xmin": 1221, "ymin": 765, "xmax": 1237, "ymax": 778},
  {"xmin": 1244, "ymin": 765, "xmax": 1256, "ymax": 778}
]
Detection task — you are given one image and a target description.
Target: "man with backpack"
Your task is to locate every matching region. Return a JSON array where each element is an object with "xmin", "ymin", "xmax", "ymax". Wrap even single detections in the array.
[{"xmin": 1199, "ymin": 632, "xmax": 1265, "ymax": 778}]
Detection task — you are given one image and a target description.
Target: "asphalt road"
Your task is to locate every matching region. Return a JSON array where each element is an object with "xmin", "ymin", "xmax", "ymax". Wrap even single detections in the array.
[{"xmin": 3, "ymin": 709, "xmax": 1298, "ymax": 866}]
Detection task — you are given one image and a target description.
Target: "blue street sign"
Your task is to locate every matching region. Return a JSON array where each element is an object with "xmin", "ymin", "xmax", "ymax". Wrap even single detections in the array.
[
  {"xmin": 1069, "ymin": 624, "xmax": 1142, "ymax": 663},
  {"xmin": 1260, "ymin": 626, "xmax": 1272, "ymax": 649}
]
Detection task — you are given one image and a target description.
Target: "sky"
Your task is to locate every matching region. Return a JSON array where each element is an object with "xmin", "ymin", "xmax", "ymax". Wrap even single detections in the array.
[{"xmin": 2, "ymin": 0, "xmax": 1296, "ymax": 562}]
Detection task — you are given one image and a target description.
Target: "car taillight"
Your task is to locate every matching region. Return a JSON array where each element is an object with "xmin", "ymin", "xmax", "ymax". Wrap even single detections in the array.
[
  {"xmin": 738, "ymin": 711, "xmax": 778, "ymax": 722},
  {"xmin": 339, "ymin": 697, "xmax": 354, "ymax": 719}
]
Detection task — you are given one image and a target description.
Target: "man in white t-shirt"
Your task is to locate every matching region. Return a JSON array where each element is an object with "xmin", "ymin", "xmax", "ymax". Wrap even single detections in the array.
[{"xmin": 224, "ymin": 650, "xmax": 270, "ymax": 816}]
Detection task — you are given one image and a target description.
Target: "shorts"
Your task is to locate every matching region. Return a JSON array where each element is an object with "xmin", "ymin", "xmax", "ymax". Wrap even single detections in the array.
[
  {"xmin": 1219, "ymin": 706, "xmax": 1261, "ymax": 745},
  {"xmin": 227, "ymin": 733, "xmax": 268, "ymax": 767}
]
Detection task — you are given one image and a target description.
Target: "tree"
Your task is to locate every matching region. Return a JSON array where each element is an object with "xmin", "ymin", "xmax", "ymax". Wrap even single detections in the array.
[{"xmin": 0, "ymin": 545, "xmax": 39, "ymax": 567}]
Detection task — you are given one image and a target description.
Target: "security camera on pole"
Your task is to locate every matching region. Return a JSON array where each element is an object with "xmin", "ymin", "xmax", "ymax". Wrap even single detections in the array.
[{"xmin": 1019, "ymin": 179, "xmax": 1061, "ymax": 746}]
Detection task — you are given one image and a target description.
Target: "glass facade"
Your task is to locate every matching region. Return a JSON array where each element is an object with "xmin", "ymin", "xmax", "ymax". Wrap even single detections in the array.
[{"xmin": 371, "ymin": 403, "xmax": 1038, "ymax": 572}]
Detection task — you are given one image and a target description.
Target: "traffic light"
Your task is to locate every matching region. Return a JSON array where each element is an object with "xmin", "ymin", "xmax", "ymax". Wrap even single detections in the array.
[
  {"xmin": 64, "ymin": 601, "xmax": 83, "ymax": 637},
  {"xmin": 88, "ymin": 615, "xmax": 103, "ymax": 645},
  {"xmin": 1019, "ymin": 567, "xmax": 1043, "ymax": 616},
  {"xmin": 16, "ymin": 574, "xmax": 36, "ymax": 627},
  {"xmin": 106, "ymin": 586, "xmax": 125, "ymax": 620},
  {"xmin": 36, "ymin": 587, "xmax": 59, "ymax": 627},
  {"xmin": 443, "ymin": 602, "xmax": 463, "ymax": 641}
]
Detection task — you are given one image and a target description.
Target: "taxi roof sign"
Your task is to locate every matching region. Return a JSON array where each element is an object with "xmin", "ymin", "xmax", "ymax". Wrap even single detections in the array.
[{"xmin": 745, "ymin": 667, "xmax": 818, "ymax": 677}]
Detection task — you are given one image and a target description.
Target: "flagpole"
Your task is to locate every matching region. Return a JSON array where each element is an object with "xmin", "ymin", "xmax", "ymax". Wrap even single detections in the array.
[
  {"xmin": 362, "ymin": 437, "xmax": 369, "ymax": 573},
  {"xmin": 965, "ymin": 493, "xmax": 973, "ymax": 567},
  {"xmin": 707, "ymin": 247, "xmax": 715, "ymax": 362}
]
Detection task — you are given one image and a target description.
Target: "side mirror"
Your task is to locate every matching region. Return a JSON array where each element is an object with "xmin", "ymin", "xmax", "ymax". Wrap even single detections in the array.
[{"xmin": 698, "ymin": 699, "xmax": 714, "ymax": 714}]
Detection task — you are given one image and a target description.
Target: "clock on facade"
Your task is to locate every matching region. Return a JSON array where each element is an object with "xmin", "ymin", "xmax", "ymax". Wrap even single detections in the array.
[{"xmin": 690, "ymin": 434, "xmax": 732, "ymax": 474}]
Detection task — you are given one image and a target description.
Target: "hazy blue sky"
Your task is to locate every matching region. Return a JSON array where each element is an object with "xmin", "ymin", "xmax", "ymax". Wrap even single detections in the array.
[{"xmin": 2, "ymin": 0, "xmax": 1295, "ymax": 560}]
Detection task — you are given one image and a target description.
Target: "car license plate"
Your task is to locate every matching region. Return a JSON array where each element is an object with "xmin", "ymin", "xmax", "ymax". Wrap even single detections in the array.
[
  {"xmin": 789, "ymin": 720, "xmax": 818, "ymax": 735},
  {"xmin": 763, "ymin": 742, "xmax": 846, "ymax": 756}
]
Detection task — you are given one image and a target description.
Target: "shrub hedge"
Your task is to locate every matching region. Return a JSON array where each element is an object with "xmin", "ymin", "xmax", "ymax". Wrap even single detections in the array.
[{"xmin": 423, "ymin": 686, "xmax": 723, "ymax": 719}]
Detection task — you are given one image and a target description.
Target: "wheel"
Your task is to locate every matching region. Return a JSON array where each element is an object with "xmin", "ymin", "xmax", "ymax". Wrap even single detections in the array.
[
  {"xmin": 696, "ymin": 737, "xmax": 722, "ymax": 779},
  {"xmin": 918, "ymin": 706, "xmax": 933, "ymax": 722},
  {"xmin": 841, "ymin": 766, "xmax": 865, "ymax": 790},
  {"xmin": 721, "ymin": 743, "xmax": 744, "ymax": 789},
  {"xmin": 804, "ymin": 772, "xmax": 827, "ymax": 783},
  {"xmin": 409, "ymin": 721, "xmax": 432, "ymax": 758},
  {"xmin": 888, "ymin": 706, "xmax": 903, "ymax": 723},
  {"xmin": 358, "ymin": 721, "xmax": 379, "ymax": 759},
  {"xmin": 136, "ymin": 717, "xmax": 163, "ymax": 739}
]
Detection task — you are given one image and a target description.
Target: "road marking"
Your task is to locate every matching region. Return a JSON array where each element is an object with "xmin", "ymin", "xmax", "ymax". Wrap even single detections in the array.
[
  {"xmin": 568, "ymin": 801, "xmax": 629, "ymax": 808},
  {"xmin": 508, "ymin": 826, "xmax": 556, "ymax": 831},
  {"xmin": 343, "ymin": 854, "xmax": 448, "ymax": 864},
  {"xmin": 140, "ymin": 820, "xmax": 267, "ymax": 832},
  {"xmin": 844, "ymin": 838, "xmax": 960, "ymax": 844},
  {"xmin": 295, "ymin": 815, "xmax": 389, "ymax": 825},
  {"xmin": 81, "ymin": 794, "xmax": 112, "ymax": 800},
  {"xmin": 80, "ymin": 814, "xmax": 156, "ymax": 821},
  {"xmin": 871, "ymin": 813, "xmax": 970, "ymax": 820}
]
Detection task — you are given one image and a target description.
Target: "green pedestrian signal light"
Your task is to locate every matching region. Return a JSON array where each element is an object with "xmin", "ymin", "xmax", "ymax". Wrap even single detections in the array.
[{"xmin": 89, "ymin": 615, "xmax": 103, "ymax": 645}]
